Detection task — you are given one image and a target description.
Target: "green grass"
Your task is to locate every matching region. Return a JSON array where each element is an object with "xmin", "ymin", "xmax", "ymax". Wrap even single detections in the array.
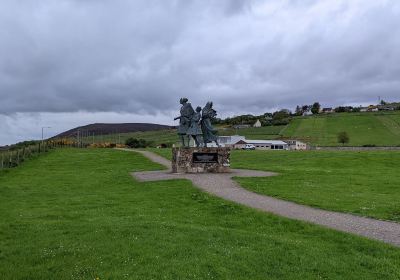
[
  {"xmin": 82, "ymin": 129, "xmax": 178, "ymax": 146},
  {"xmin": 232, "ymin": 150, "xmax": 400, "ymax": 222},
  {"xmin": 218, "ymin": 126, "xmax": 285, "ymax": 140},
  {"xmin": 78, "ymin": 111, "xmax": 400, "ymax": 147},
  {"xmin": 1, "ymin": 149, "xmax": 400, "ymax": 279},
  {"xmin": 283, "ymin": 112, "xmax": 400, "ymax": 146},
  {"xmin": 79, "ymin": 111, "xmax": 400, "ymax": 148},
  {"xmin": 82, "ymin": 126, "xmax": 285, "ymax": 147}
]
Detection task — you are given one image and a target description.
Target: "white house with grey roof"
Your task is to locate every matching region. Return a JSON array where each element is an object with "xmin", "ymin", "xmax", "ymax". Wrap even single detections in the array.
[
  {"xmin": 206, "ymin": 136, "xmax": 289, "ymax": 150},
  {"xmin": 234, "ymin": 139, "xmax": 289, "ymax": 150}
]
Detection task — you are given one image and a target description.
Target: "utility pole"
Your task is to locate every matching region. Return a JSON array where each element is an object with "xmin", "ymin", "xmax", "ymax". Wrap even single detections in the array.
[{"xmin": 41, "ymin": 127, "xmax": 51, "ymax": 144}]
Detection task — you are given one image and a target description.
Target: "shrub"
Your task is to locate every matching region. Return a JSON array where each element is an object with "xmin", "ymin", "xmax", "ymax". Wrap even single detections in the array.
[
  {"xmin": 337, "ymin": 131, "xmax": 350, "ymax": 145},
  {"xmin": 125, "ymin": 138, "xmax": 150, "ymax": 148}
]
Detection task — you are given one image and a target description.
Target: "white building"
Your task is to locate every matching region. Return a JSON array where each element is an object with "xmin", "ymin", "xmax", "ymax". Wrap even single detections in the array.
[
  {"xmin": 284, "ymin": 140, "xmax": 308, "ymax": 150},
  {"xmin": 217, "ymin": 135, "xmax": 245, "ymax": 147},
  {"xmin": 253, "ymin": 119, "xmax": 262, "ymax": 128},
  {"xmin": 205, "ymin": 135, "xmax": 302, "ymax": 151},
  {"xmin": 234, "ymin": 139, "xmax": 289, "ymax": 150}
]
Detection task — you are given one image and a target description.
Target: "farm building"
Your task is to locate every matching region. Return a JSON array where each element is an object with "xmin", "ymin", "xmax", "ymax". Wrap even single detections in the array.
[
  {"xmin": 205, "ymin": 135, "xmax": 299, "ymax": 150},
  {"xmin": 234, "ymin": 140, "xmax": 289, "ymax": 150},
  {"xmin": 217, "ymin": 135, "xmax": 245, "ymax": 147},
  {"xmin": 284, "ymin": 140, "xmax": 308, "ymax": 150}
]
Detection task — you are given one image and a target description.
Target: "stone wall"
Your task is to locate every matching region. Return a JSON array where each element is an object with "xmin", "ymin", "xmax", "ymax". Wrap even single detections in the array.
[{"xmin": 172, "ymin": 147, "xmax": 231, "ymax": 173}]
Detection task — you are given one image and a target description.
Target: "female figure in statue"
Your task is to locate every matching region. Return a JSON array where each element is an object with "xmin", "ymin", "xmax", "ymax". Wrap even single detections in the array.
[
  {"xmin": 201, "ymin": 102, "xmax": 220, "ymax": 147},
  {"xmin": 187, "ymin": 106, "xmax": 203, "ymax": 147}
]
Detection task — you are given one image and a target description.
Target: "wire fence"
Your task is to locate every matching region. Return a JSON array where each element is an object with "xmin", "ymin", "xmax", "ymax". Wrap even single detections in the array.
[
  {"xmin": 0, "ymin": 142, "xmax": 54, "ymax": 169},
  {"xmin": 0, "ymin": 139, "xmax": 92, "ymax": 170}
]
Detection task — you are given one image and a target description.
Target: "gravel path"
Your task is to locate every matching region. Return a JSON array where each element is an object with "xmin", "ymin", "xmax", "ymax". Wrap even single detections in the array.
[{"xmin": 122, "ymin": 149, "xmax": 400, "ymax": 247}]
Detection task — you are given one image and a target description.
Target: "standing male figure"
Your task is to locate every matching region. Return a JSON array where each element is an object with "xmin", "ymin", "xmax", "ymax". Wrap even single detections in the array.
[{"xmin": 174, "ymin": 98, "xmax": 194, "ymax": 147}]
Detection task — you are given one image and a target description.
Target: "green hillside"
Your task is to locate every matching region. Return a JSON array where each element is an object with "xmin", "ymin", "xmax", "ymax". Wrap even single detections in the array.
[
  {"xmin": 218, "ymin": 125, "xmax": 284, "ymax": 140},
  {"xmin": 74, "ymin": 111, "xmax": 400, "ymax": 147},
  {"xmin": 77, "ymin": 126, "xmax": 285, "ymax": 147},
  {"xmin": 283, "ymin": 112, "xmax": 400, "ymax": 146}
]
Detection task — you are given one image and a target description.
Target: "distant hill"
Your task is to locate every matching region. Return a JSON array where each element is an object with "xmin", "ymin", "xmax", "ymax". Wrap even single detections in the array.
[{"xmin": 55, "ymin": 123, "xmax": 173, "ymax": 138}]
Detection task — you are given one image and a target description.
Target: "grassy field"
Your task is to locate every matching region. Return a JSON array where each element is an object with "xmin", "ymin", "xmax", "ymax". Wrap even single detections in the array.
[
  {"xmin": 81, "ymin": 129, "xmax": 178, "ymax": 146},
  {"xmin": 81, "ymin": 126, "xmax": 285, "ymax": 147},
  {"xmin": 1, "ymin": 148, "xmax": 400, "ymax": 279},
  {"xmin": 231, "ymin": 150, "xmax": 400, "ymax": 222},
  {"xmin": 151, "ymin": 148, "xmax": 400, "ymax": 222},
  {"xmin": 218, "ymin": 125, "xmax": 285, "ymax": 140},
  {"xmin": 282, "ymin": 112, "xmax": 400, "ymax": 146},
  {"xmin": 79, "ymin": 111, "xmax": 400, "ymax": 147}
]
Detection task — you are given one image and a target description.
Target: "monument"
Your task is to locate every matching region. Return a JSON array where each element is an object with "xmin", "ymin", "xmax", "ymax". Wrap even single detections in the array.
[{"xmin": 172, "ymin": 98, "xmax": 230, "ymax": 173}]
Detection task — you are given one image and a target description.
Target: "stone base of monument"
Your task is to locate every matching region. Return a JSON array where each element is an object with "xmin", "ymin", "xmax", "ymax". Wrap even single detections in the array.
[{"xmin": 172, "ymin": 147, "xmax": 231, "ymax": 173}]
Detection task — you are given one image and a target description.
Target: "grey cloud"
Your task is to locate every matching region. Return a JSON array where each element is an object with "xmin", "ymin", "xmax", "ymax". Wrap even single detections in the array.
[{"xmin": 1, "ymin": 0, "xmax": 400, "ymax": 119}]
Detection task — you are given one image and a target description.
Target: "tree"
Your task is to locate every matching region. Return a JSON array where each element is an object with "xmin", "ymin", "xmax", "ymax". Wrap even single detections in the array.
[
  {"xmin": 337, "ymin": 131, "xmax": 349, "ymax": 146},
  {"xmin": 295, "ymin": 105, "xmax": 302, "ymax": 116},
  {"xmin": 302, "ymin": 105, "xmax": 310, "ymax": 113},
  {"xmin": 311, "ymin": 102, "xmax": 321, "ymax": 114}
]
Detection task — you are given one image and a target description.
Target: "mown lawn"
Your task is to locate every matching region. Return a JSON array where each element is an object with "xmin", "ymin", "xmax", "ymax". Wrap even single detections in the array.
[
  {"xmin": 1, "ymin": 148, "xmax": 400, "ymax": 279},
  {"xmin": 232, "ymin": 150, "xmax": 400, "ymax": 222}
]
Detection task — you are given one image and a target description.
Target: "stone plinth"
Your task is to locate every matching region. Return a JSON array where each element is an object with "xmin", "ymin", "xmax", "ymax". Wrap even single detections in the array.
[{"xmin": 172, "ymin": 147, "xmax": 231, "ymax": 173}]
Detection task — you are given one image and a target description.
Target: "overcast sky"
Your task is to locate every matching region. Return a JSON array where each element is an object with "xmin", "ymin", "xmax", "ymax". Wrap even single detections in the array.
[{"xmin": 1, "ymin": 0, "xmax": 400, "ymax": 145}]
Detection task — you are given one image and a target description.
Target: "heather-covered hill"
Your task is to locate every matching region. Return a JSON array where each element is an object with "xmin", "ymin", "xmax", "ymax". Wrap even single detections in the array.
[{"xmin": 55, "ymin": 123, "xmax": 173, "ymax": 138}]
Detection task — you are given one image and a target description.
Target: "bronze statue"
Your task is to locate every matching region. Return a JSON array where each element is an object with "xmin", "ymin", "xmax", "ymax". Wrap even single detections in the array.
[
  {"xmin": 174, "ymin": 98, "xmax": 220, "ymax": 147},
  {"xmin": 187, "ymin": 106, "xmax": 203, "ymax": 147},
  {"xmin": 201, "ymin": 102, "xmax": 220, "ymax": 147},
  {"xmin": 174, "ymin": 98, "xmax": 194, "ymax": 147}
]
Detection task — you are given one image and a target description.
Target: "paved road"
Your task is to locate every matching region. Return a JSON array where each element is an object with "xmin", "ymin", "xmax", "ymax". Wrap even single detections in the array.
[{"xmin": 121, "ymin": 149, "xmax": 400, "ymax": 247}]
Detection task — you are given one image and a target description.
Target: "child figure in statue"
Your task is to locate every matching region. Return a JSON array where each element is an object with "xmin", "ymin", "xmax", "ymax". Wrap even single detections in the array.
[
  {"xmin": 201, "ymin": 102, "xmax": 220, "ymax": 147},
  {"xmin": 174, "ymin": 98, "xmax": 194, "ymax": 147},
  {"xmin": 187, "ymin": 106, "xmax": 203, "ymax": 147}
]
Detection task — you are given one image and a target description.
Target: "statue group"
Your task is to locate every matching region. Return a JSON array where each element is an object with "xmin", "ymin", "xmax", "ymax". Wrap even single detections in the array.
[{"xmin": 174, "ymin": 98, "xmax": 220, "ymax": 147}]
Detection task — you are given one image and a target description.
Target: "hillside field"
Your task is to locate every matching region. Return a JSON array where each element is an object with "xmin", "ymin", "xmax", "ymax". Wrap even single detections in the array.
[
  {"xmin": 74, "ymin": 111, "xmax": 400, "ymax": 147},
  {"xmin": 1, "ymin": 148, "xmax": 400, "ymax": 279},
  {"xmin": 282, "ymin": 111, "xmax": 400, "ymax": 146}
]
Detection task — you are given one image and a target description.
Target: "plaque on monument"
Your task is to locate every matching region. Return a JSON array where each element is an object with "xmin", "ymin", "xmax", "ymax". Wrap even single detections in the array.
[{"xmin": 192, "ymin": 152, "xmax": 218, "ymax": 163}]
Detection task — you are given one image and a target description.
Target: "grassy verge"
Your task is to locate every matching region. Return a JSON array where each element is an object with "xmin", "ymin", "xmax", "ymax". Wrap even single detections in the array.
[
  {"xmin": 1, "ymin": 148, "xmax": 399, "ymax": 279},
  {"xmin": 232, "ymin": 150, "xmax": 400, "ymax": 222}
]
